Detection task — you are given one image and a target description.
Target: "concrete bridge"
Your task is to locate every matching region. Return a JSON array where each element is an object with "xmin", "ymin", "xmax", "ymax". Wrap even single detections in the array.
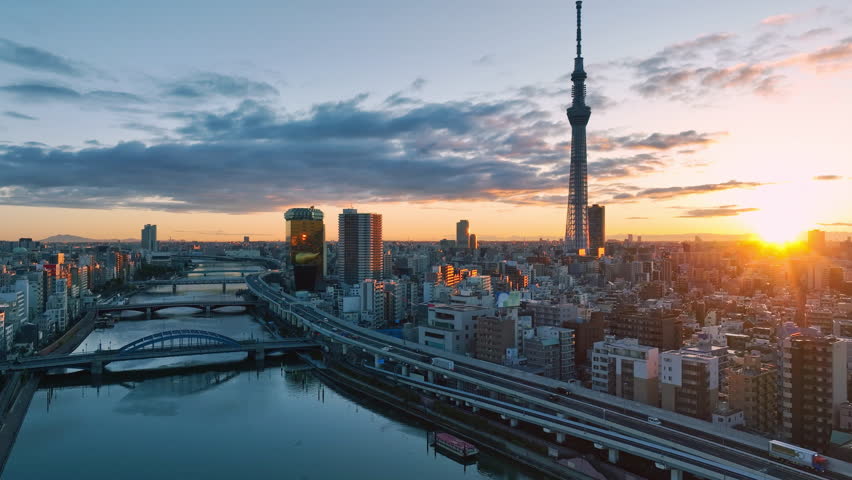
[
  {"xmin": 173, "ymin": 254, "xmax": 282, "ymax": 270},
  {"xmin": 185, "ymin": 269, "xmax": 261, "ymax": 276},
  {"xmin": 0, "ymin": 329, "xmax": 319, "ymax": 375},
  {"xmin": 96, "ymin": 299, "xmax": 259, "ymax": 318}
]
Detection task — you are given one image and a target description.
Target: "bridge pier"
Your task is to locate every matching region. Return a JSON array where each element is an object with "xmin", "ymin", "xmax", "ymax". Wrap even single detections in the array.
[
  {"xmin": 91, "ymin": 360, "xmax": 104, "ymax": 376},
  {"xmin": 426, "ymin": 371, "xmax": 435, "ymax": 383},
  {"xmin": 373, "ymin": 354, "xmax": 381, "ymax": 368},
  {"xmin": 222, "ymin": 282, "xmax": 227, "ymax": 293},
  {"xmin": 172, "ymin": 284, "xmax": 177, "ymax": 294},
  {"xmin": 400, "ymin": 364, "xmax": 409, "ymax": 376},
  {"xmin": 608, "ymin": 448, "xmax": 619, "ymax": 464},
  {"xmin": 556, "ymin": 432, "xmax": 565, "ymax": 443},
  {"xmin": 669, "ymin": 469, "xmax": 682, "ymax": 480},
  {"xmin": 205, "ymin": 306, "xmax": 211, "ymax": 314},
  {"xmin": 145, "ymin": 307, "xmax": 152, "ymax": 320}
]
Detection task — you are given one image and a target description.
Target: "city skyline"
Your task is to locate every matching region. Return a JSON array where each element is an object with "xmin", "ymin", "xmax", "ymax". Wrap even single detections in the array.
[{"xmin": 1, "ymin": 1, "xmax": 851, "ymax": 243}]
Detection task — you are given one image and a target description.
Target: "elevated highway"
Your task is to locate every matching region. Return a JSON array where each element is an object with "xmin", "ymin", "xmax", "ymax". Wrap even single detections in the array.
[{"xmin": 246, "ymin": 273, "xmax": 838, "ymax": 480}]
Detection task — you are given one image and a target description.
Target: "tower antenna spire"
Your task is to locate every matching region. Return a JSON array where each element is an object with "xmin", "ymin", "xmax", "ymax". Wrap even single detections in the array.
[{"xmin": 576, "ymin": 1, "xmax": 582, "ymax": 57}]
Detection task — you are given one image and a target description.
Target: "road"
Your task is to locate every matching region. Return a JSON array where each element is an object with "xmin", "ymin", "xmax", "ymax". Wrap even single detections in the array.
[{"xmin": 247, "ymin": 274, "xmax": 834, "ymax": 480}]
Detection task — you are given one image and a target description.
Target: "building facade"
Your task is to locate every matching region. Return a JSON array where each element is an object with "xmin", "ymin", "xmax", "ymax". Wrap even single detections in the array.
[
  {"xmin": 781, "ymin": 335, "xmax": 849, "ymax": 450},
  {"xmin": 591, "ymin": 336, "xmax": 659, "ymax": 406},
  {"xmin": 285, "ymin": 207, "xmax": 326, "ymax": 291},
  {"xmin": 588, "ymin": 204, "xmax": 605, "ymax": 256},
  {"xmin": 141, "ymin": 224, "xmax": 157, "ymax": 252},
  {"xmin": 660, "ymin": 350, "xmax": 719, "ymax": 420},
  {"xmin": 728, "ymin": 352, "xmax": 778, "ymax": 435},
  {"xmin": 338, "ymin": 209, "xmax": 383, "ymax": 285}
]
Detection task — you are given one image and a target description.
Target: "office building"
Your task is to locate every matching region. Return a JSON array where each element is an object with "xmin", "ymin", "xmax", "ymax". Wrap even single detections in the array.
[
  {"xmin": 475, "ymin": 314, "xmax": 517, "ymax": 365},
  {"xmin": 728, "ymin": 352, "xmax": 778, "ymax": 435},
  {"xmin": 285, "ymin": 207, "xmax": 326, "ymax": 291},
  {"xmin": 610, "ymin": 306, "xmax": 683, "ymax": 351},
  {"xmin": 661, "ymin": 350, "xmax": 719, "ymax": 420},
  {"xmin": 525, "ymin": 326, "xmax": 575, "ymax": 381},
  {"xmin": 564, "ymin": 1, "xmax": 591, "ymax": 252},
  {"xmin": 781, "ymin": 334, "xmax": 849, "ymax": 450},
  {"xmin": 456, "ymin": 220, "xmax": 470, "ymax": 249},
  {"xmin": 468, "ymin": 233, "xmax": 478, "ymax": 250},
  {"xmin": 418, "ymin": 304, "xmax": 493, "ymax": 355},
  {"xmin": 591, "ymin": 336, "xmax": 659, "ymax": 406},
  {"xmin": 588, "ymin": 204, "xmax": 605, "ymax": 255},
  {"xmin": 141, "ymin": 224, "xmax": 157, "ymax": 252},
  {"xmin": 338, "ymin": 209, "xmax": 383, "ymax": 285}
]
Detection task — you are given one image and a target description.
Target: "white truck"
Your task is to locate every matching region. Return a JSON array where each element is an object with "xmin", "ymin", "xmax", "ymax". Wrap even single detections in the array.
[
  {"xmin": 767, "ymin": 440, "xmax": 828, "ymax": 472},
  {"xmin": 430, "ymin": 357, "xmax": 455, "ymax": 371}
]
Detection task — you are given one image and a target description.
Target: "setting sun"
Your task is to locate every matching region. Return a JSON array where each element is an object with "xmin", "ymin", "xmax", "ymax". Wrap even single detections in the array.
[{"xmin": 743, "ymin": 183, "xmax": 815, "ymax": 245}]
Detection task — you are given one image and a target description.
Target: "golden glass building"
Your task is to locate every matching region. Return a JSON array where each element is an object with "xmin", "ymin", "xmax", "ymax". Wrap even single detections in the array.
[{"xmin": 284, "ymin": 207, "xmax": 326, "ymax": 291}]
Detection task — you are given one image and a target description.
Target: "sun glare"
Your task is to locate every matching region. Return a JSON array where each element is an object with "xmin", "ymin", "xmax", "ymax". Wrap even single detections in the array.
[{"xmin": 743, "ymin": 183, "xmax": 813, "ymax": 247}]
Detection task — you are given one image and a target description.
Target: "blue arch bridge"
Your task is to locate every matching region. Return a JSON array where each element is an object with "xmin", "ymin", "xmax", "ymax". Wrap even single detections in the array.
[{"xmin": 0, "ymin": 330, "xmax": 319, "ymax": 375}]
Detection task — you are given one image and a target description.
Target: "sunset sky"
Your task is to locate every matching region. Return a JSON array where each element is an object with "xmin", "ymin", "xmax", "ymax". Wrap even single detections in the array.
[{"xmin": 1, "ymin": 1, "xmax": 851, "ymax": 242}]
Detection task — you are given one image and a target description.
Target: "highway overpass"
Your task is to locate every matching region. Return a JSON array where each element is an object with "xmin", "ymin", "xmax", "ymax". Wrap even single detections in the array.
[{"xmin": 246, "ymin": 272, "xmax": 841, "ymax": 480}]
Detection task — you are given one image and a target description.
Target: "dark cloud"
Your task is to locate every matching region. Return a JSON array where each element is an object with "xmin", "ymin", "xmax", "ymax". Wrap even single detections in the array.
[
  {"xmin": 615, "ymin": 130, "xmax": 723, "ymax": 150},
  {"xmin": 0, "ymin": 82, "xmax": 145, "ymax": 104},
  {"xmin": 120, "ymin": 122, "xmax": 169, "ymax": 136},
  {"xmin": 678, "ymin": 205, "xmax": 759, "ymax": 218},
  {"xmin": 0, "ymin": 83, "xmax": 81, "ymax": 101},
  {"xmin": 410, "ymin": 77, "xmax": 427, "ymax": 91},
  {"xmin": 629, "ymin": 31, "xmax": 852, "ymax": 101},
  {"xmin": 614, "ymin": 180, "xmax": 765, "ymax": 202},
  {"xmin": 162, "ymin": 73, "xmax": 278, "ymax": 99},
  {"xmin": 84, "ymin": 140, "xmax": 101, "ymax": 146},
  {"xmin": 587, "ymin": 153, "xmax": 665, "ymax": 179},
  {"xmin": 0, "ymin": 96, "xmax": 576, "ymax": 212},
  {"xmin": 3, "ymin": 111, "xmax": 38, "ymax": 120},
  {"xmin": 813, "ymin": 174, "xmax": 843, "ymax": 181},
  {"xmin": 0, "ymin": 38, "xmax": 83, "ymax": 76}
]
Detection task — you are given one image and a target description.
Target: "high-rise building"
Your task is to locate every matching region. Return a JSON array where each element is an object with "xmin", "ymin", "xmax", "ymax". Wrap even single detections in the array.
[
  {"xmin": 338, "ymin": 209, "xmax": 383, "ymax": 285},
  {"xmin": 141, "ymin": 224, "xmax": 157, "ymax": 251},
  {"xmin": 781, "ymin": 334, "xmax": 849, "ymax": 450},
  {"xmin": 808, "ymin": 229, "xmax": 826, "ymax": 253},
  {"xmin": 468, "ymin": 233, "xmax": 478, "ymax": 250},
  {"xmin": 588, "ymin": 204, "xmax": 605, "ymax": 255},
  {"xmin": 564, "ymin": 1, "xmax": 591, "ymax": 252},
  {"xmin": 456, "ymin": 220, "xmax": 470, "ymax": 249},
  {"xmin": 284, "ymin": 207, "xmax": 326, "ymax": 291}
]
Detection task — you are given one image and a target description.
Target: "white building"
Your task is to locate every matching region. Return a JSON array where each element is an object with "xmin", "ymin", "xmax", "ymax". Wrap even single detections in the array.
[
  {"xmin": 591, "ymin": 336, "xmax": 660, "ymax": 406},
  {"xmin": 418, "ymin": 304, "xmax": 493, "ymax": 355}
]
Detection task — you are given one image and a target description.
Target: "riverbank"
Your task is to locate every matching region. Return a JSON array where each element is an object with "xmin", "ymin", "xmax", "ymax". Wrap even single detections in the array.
[
  {"xmin": 314, "ymin": 360, "xmax": 622, "ymax": 480},
  {"xmin": 0, "ymin": 310, "xmax": 96, "ymax": 474}
]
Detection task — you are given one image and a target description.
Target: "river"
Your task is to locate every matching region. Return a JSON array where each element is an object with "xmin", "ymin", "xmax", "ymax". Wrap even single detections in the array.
[{"xmin": 3, "ymin": 262, "xmax": 540, "ymax": 480}]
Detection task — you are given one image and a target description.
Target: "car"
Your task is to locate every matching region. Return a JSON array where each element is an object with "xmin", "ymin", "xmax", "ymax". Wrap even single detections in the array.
[
  {"xmin": 647, "ymin": 416, "xmax": 662, "ymax": 425},
  {"xmin": 555, "ymin": 387, "xmax": 568, "ymax": 395},
  {"xmin": 381, "ymin": 346, "xmax": 392, "ymax": 352},
  {"xmin": 548, "ymin": 394, "xmax": 560, "ymax": 402}
]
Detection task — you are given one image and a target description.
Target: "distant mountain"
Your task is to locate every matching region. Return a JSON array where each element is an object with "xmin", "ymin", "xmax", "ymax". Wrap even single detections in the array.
[{"xmin": 39, "ymin": 234, "xmax": 136, "ymax": 243}]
